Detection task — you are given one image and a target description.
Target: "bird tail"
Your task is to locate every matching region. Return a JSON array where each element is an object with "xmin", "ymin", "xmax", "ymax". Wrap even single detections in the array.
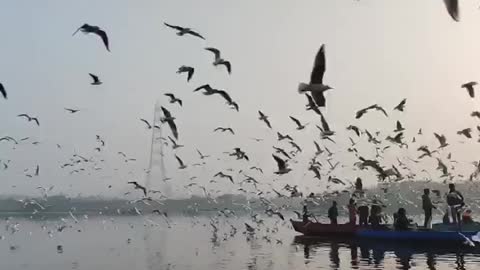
[{"xmin": 298, "ymin": 83, "xmax": 309, "ymax": 93}]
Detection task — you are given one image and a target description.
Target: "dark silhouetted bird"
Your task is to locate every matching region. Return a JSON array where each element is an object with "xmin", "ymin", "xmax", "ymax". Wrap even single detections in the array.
[
  {"xmin": 65, "ymin": 108, "xmax": 80, "ymax": 113},
  {"xmin": 89, "ymin": 73, "xmax": 102, "ymax": 85},
  {"xmin": 205, "ymin": 47, "xmax": 231, "ymax": 74},
  {"xmin": 164, "ymin": 93, "xmax": 182, "ymax": 106},
  {"xmin": 272, "ymin": 154, "xmax": 291, "ymax": 174},
  {"xmin": 17, "ymin": 114, "xmax": 39, "ymax": 126},
  {"xmin": 73, "ymin": 24, "xmax": 110, "ymax": 51},
  {"xmin": 298, "ymin": 44, "xmax": 333, "ymax": 107},
  {"xmin": 258, "ymin": 111, "xmax": 271, "ymax": 129},
  {"xmin": 127, "ymin": 181, "xmax": 147, "ymax": 196},
  {"xmin": 0, "ymin": 83, "xmax": 6, "ymax": 99},
  {"xmin": 462, "ymin": 81, "xmax": 477, "ymax": 98},
  {"xmin": 176, "ymin": 66, "xmax": 195, "ymax": 82},
  {"xmin": 164, "ymin": 23, "xmax": 205, "ymax": 40},
  {"xmin": 394, "ymin": 98, "xmax": 406, "ymax": 112},
  {"xmin": 160, "ymin": 107, "xmax": 178, "ymax": 139}
]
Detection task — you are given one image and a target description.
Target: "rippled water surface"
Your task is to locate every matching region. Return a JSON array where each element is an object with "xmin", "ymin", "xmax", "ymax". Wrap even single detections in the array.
[{"xmin": 2, "ymin": 215, "xmax": 480, "ymax": 270}]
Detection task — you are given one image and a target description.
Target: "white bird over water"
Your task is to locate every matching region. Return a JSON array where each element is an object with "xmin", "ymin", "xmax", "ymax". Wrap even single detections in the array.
[{"xmin": 298, "ymin": 44, "xmax": 333, "ymax": 107}]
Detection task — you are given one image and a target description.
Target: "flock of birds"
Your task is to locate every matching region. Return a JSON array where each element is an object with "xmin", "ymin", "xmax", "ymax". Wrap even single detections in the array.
[{"xmin": 2, "ymin": 1, "xmax": 480, "ymax": 259}]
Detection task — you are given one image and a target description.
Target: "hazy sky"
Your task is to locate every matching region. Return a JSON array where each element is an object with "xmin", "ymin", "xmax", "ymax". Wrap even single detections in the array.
[{"xmin": 1, "ymin": 0, "xmax": 480, "ymax": 198}]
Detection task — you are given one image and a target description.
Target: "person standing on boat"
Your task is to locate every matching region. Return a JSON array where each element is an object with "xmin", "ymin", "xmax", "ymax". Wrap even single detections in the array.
[
  {"xmin": 446, "ymin": 183, "xmax": 464, "ymax": 225},
  {"xmin": 422, "ymin": 188, "xmax": 436, "ymax": 229},
  {"xmin": 328, "ymin": 201, "xmax": 338, "ymax": 225},
  {"xmin": 369, "ymin": 200, "xmax": 383, "ymax": 227},
  {"xmin": 348, "ymin": 198, "xmax": 358, "ymax": 225},
  {"xmin": 302, "ymin": 205, "xmax": 310, "ymax": 224},
  {"xmin": 358, "ymin": 203, "xmax": 369, "ymax": 226}
]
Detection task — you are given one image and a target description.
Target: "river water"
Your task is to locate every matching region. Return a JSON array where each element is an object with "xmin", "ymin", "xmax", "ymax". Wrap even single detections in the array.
[{"xmin": 1, "ymin": 215, "xmax": 480, "ymax": 270}]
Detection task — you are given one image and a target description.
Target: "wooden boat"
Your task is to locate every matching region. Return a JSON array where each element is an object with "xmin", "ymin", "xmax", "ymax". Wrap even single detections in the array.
[
  {"xmin": 290, "ymin": 219, "xmax": 358, "ymax": 236},
  {"xmin": 356, "ymin": 228, "xmax": 477, "ymax": 242}
]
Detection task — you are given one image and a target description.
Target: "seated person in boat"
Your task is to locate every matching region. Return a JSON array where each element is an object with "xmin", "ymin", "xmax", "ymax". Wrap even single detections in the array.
[
  {"xmin": 394, "ymin": 208, "xmax": 410, "ymax": 231},
  {"xmin": 348, "ymin": 198, "xmax": 357, "ymax": 225},
  {"xmin": 328, "ymin": 201, "xmax": 338, "ymax": 225},
  {"xmin": 462, "ymin": 209, "xmax": 474, "ymax": 224}
]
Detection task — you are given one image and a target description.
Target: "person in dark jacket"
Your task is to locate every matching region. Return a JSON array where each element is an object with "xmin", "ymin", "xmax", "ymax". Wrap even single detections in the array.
[
  {"xmin": 302, "ymin": 205, "xmax": 310, "ymax": 224},
  {"xmin": 422, "ymin": 188, "xmax": 436, "ymax": 229},
  {"xmin": 394, "ymin": 208, "xmax": 410, "ymax": 231},
  {"xmin": 328, "ymin": 201, "xmax": 338, "ymax": 225},
  {"xmin": 447, "ymin": 184, "xmax": 464, "ymax": 225},
  {"xmin": 358, "ymin": 204, "xmax": 369, "ymax": 226},
  {"xmin": 369, "ymin": 201, "xmax": 382, "ymax": 227}
]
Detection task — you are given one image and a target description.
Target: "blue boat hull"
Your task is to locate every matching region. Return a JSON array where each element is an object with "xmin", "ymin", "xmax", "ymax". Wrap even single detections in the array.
[{"xmin": 357, "ymin": 229, "xmax": 476, "ymax": 242}]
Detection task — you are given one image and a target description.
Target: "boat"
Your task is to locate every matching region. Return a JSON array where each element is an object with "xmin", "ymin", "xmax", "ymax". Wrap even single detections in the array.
[
  {"xmin": 291, "ymin": 219, "xmax": 480, "ymax": 243},
  {"xmin": 290, "ymin": 219, "xmax": 358, "ymax": 236},
  {"xmin": 356, "ymin": 228, "xmax": 477, "ymax": 242}
]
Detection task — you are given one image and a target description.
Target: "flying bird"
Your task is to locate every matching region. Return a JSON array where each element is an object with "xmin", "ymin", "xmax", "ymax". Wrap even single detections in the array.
[
  {"xmin": 0, "ymin": 83, "xmax": 6, "ymax": 99},
  {"xmin": 176, "ymin": 66, "xmax": 195, "ymax": 82},
  {"xmin": 140, "ymin": 119, "xmax": 153, "ymax": 129},
  {"xmin": 298, "ymin": 44, "xmax": 333, "ymax": 107},
  {"xmin": 73, "ymin": 24, "xmax": 110, "ymax": 51},
  {"xmin": 394, "ymin": 121, "xmax": 405, "ymax": 132},
  {"xmin": 394, "ymin": 99, "xmax": 406, "ymax": 112},
  {"xmin": 17, "ymin": 114, "xmax": 40, "ymax": 126},
  {"xmin": 65, "ymin": 108, "xmax": 80, "ymax": 113},
  {"xmin": 196, "ymin": 149, "xmax": 209, "ymax": 160},
  {"xmin": 277, "ymin": 132, "xmax": 293, "ymax": 141},
  {"xmin": 205, "ymin": 47, "xmax": 231, "ymax": 74},
  {"xmin": 214, "ymin": 172, "xmax": 234, "ymax": 184},
  {"xmin": 175, "ymin": 155, "xmax": 187, "ymax": 169},
  {"xmin": 160, "ymin": 107, "xmax": 178, "ymax": 139},
  {"xmin": 164, "ymin": 23, "xmax": 205, "ymax": 40},
  {"xmin": 434, "ymin": 133, "xmax": 449, "ymax": 148},
  {"xmin": 88, "ymin": 73, "xmax": 102, "ymax": 85},
  {"xmin": 272, "ymin": 154, "xmax": 291, "ymax": 174},
  {"xmin": 214, "ymin": 127, "xmax": 235, "ymax": 135},
  {"xmin": 318, "ymin": 112, "xmax": 334, "ymax": 137},
  {"xmin": 258, "ymin": 111, "xmax": 272, "ymax": 129},
  {"xmin": 443, "ymin": 0, "xmax": 459, "ymax": 22},
  {"xmin": 462, "ymin": 81, "xmax": 477, "ymax": 98},
  {"xmin": 164, "ymin": 93, "xmax": 183, "ymax": 106},
  {"xmin": 305, "ymin": 93, "xmax": 322, "ymax": 115},
  {"xmin": 168, "ymin": 136, "xmax": 184, "ymax": 149},
  {"xmin": 356, "ymin": 104, "xmax": 388, "ymax": 119},
  {"xmin": 471, "ymin": 111, "xmax": 480, "ymax": 119},
  {"xmin": 194, "ymin": 84, "xmax": 217, "ymax": 95},
  {"xmin": 346, "ymin": 125, "xmax": 361, "ymax": 137},
  {"xmin": 127, "ymin": 181, "xmax": 147, "ymax": 197},
  {"xmin": 289, "ymin": 116, "xmax": 307, "ymax": 130},
  {"xmin": 273, "ymin": 146, "xmax": 291, "ymax": 159},
  {"xmin": 457, "ymin": 128, "xmax": 472, "ymax": 139}
]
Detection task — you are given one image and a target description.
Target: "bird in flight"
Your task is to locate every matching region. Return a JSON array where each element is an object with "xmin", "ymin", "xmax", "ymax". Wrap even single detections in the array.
[
  {"xmin": 164, "ymin": 93, "xmax": 183, "ymax": 106},
  {"xmin": 289, "ymin": 116, "xmax": 307, "ymax": 130},
  {"xmin": 272, "ymin": 154, "xmax": 291, "ymax": 174},
  {"xmin": 347, "ymin": 125, "xmax": 361, "ymax": 137},
  {"xmin": 88, "ymin": 73, "xmax": 102, "ymax": 85},
  {"xmin": 127, "ymin": 181, "xmax": 147, "ymax": 197},
  {"xmin": 177, "ymin": 66, "xmax": 195, "ymax": 82},
  {"xmin": 462, "ymin": 81, "xmax": 477, "ymax": 98},
  {"xmin": 205, "ymin": 47, "xmax": 231, "ymax": 74},
  {"xmin": 73, "ymin": 24, "xmax": 110, "ymax": 51},
  {"xmin": 258, "ymin": 111, "xmax": 272, "ymax": 129},
  {"xmin": 277, "ymin": 132, "xmax": 293, "ymax": 141},
  {"xmin": 196, "ymin": 149, "xmax": 210, "ymax": 160},
  {"xmin": 168, "ymin": 136, "xmax": 184, "ymax": 149},
  {"xmin": 0, "ymin": 83, "xmax": 6, "ymax": 99},
  {"xmin": 394, "ymin": 121, "xmax": 405, "ymax": 132},
  {"xmin": 457, "ymin": 128, "xmax": 472, "ymax": 139},
  {"xmin": 194, "ymin": 84, "xmax": 217, "ymax": 95},
  {"xmin": 18, "ymin": 114, "xmax": 40, "ymax": 126},
  {"xmin": 356, "ymin": 104, "xmax": 388, "ymax": 119},
  {"xmin": 434, "ymin": 133, "xmax": 449, "ymax": 148},
  {"xmin": 394, "ymin": 99, "xmax": 406, "ymax": 112},
  {"xmin": 140, "ymin": 119, "xmax": 158, "ymax": 129},
  {"xmin": 214, "ymin": 127, "xmax": 235, "ymax": 135},
  {"xmin": 175, "ymin": 155, "xmax": 187, "ymax": 169},
  {"xmin": 160, "ymin": 107, "xmax": 178, "ymax": 139},
  {"xmin": 164, "ymin": 23, "xmax": 205, "ymax": 40},
  {"xmin": 298, "ymin": 44, "xmax": 333, "ymax": 107},
  {"xmin": 443, "ymin": 0, "xmax": 459, "ymax": 22},
  {"xmin": 65, "ymin": 108, "xmax": 80, "ymax": 114},
  {"xmin": 214, "ymin": 172, "xmax": 234, "ymax": 184}
]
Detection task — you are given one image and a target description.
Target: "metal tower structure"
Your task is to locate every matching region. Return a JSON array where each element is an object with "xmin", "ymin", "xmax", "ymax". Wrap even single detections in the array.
[{"xmin": 145, "ymin": 101, "xmax": 171, "ymax": 196}]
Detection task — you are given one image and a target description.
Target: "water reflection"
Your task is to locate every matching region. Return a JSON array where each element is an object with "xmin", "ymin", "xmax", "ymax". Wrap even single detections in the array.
[{"xmin": 293, "ymin": 236, "xmax": 480, "ymax": 270}]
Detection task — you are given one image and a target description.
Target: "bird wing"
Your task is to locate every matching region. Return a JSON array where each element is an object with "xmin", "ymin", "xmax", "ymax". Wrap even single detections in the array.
[
  {"xmin": 140, "ymin": 119, "xmax": 152, "ymax": 129},
  {"xmin": 164, "ymin": 22, "xmax": 184, "ymax": 31},
  {"xmin": 194, "ymin": 84, "xmax": 209, "ymax": 92},
  {"xmin": 95, "ymin": 29, "xmax": 110, "ymax": 51},
  {"xmin": 164, "ymin": 93, "xmax": 175, "ymax": 99},
  {"xmin": 167, "ymin": 120, "xmax": 178, "ymax": 139},
  {"xmin": 272, "ymin": 155, "xmax": 286, "ymax": 170},
  {"xmin": 0, "ymin": 83, "xmax": 6, "ymax": 99},
  {"xmin": 443, "ymin": 0, "xmax": 459, "ymax": 22},
  {"xmin": 89, "ymin": 73, "xmax": 99, "ymax": 82},
  {"xmin": 31, "ymin": 118, "xmax": 40, "ymax": 126},
  {"xmin": 219, "ymin": 61, "xmax": 231, "ymax": 74},
  {"xmin": 175, "ymin": 155, "xmax": 184, "ymax": 167},
  {"xmin": 311, "ymin": 92, "xmax": 326, "ymax": 107},
  {"xmin": 394, "ymin": 99, "xmax": 406, "ymax": 111},
  {"xmin": 187, "ymin": 68, "xmax": 194, "ymax": 81},
  {"xmin": 168, "ymin": 136, "xmax": 176, "ymax": 145},
  {"xmin": 17, "ymin": 114, "xmax": 30, "ymax": 119},
  {"xmin": 310, "ymin": 44, "xmax": 326, "ymax": 84},
  {"xmin": 319, "ymin": 112, "xmax": 331, "ymax": 132},
  {"xmin": 396, "ymin": 121, "xmax": 403, "ymax": 130},
  {"xmin": 161, "ymin": 106, "xmax": 172, "ymax": 118},
  {"xmin": 213, "ymin": 90, "xmax": 233, "ymax": 104},
  {"xmin": 205, "ymin": 47, "xmax": 221, "ymax": 60},
  {"xmin": 289, "ymin": 116, "xmax": 301, "ymax": 127},
  {"xmin": 186, "ymin": 30, "xmax": 205, "ymax": 40},
  {"xmin": 264, "ymin": 119, "xmax": 271, "ymax": 129}
]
